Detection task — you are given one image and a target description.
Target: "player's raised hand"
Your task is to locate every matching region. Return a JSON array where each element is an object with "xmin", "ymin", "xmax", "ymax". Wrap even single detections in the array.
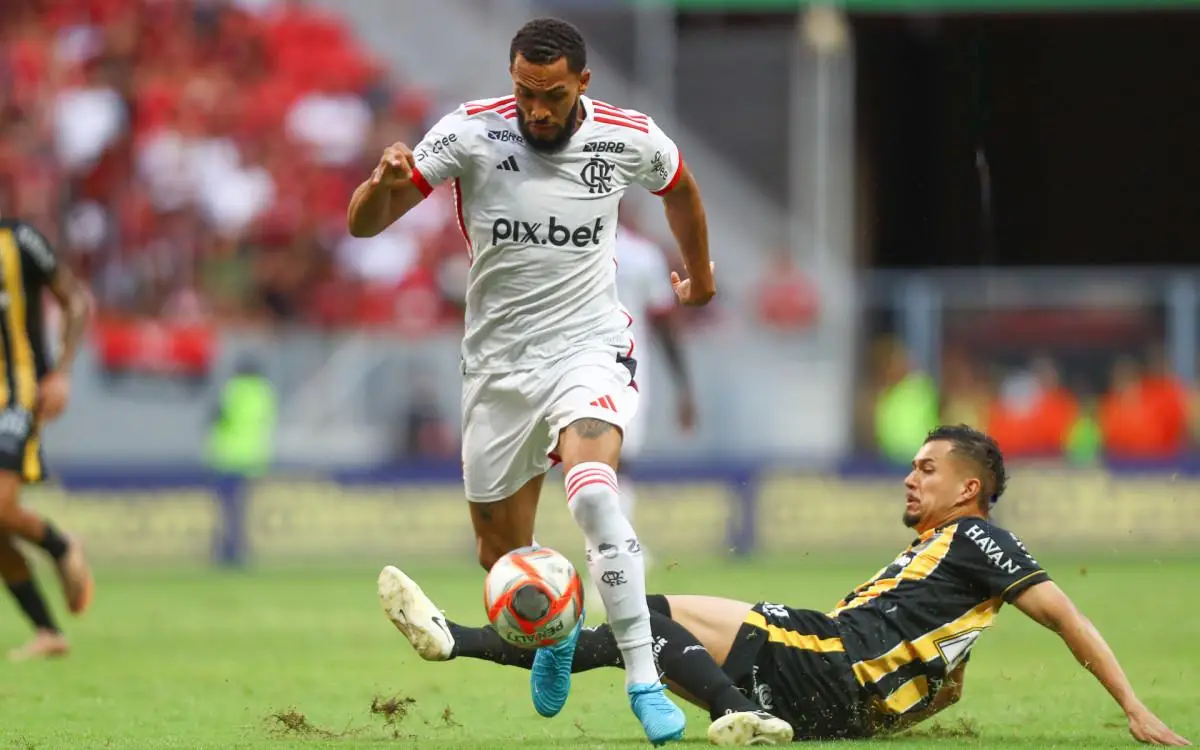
[
  {"xmin": 670, "ymin": 262, "xmax": 716, "ymax": 306},
  {"xmin": 1128, "ymin": 706, "xmax": 1191, "ymax": 746},
  {"xmin": 370, "ymin": 142, "xmax": 416, "ymax": 189}
]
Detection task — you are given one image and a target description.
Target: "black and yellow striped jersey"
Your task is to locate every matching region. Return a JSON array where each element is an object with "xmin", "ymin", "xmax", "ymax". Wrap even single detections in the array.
[
  {"xmin": 0, "ymin": 219, "xmax": 57, "ymax": 414},
  {"xmin": 830, "ymin": 517, "xmax": 1049, "ymax": 720}
]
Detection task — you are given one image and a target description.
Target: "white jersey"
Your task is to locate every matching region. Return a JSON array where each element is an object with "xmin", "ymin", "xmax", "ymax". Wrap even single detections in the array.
[
  {"xmin": 615, "ymin": 227, "xmax": 676, "ymax": 361},
  {"xmin": 409, "ymin": 94, "xmax": 682, "ymax": 374}
]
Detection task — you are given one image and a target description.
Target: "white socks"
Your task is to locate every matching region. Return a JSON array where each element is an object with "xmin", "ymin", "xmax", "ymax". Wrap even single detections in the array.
[{"xmin": 565, "ymin": 462, "xmax": 658, "ymax": 687}]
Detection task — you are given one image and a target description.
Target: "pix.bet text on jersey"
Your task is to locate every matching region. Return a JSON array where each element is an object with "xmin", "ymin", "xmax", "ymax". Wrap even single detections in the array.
[{"xmin": 408, "ymin": 95, "xmax": 682, "ymax": 374}]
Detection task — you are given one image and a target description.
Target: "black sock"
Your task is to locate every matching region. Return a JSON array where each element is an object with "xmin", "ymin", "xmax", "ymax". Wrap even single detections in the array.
[
  {"xmin": 449, "ymin": 613, "xmax": 758, "ymax": 719},
  {"xmin": 8, "ymin": 580, "xmax": 59, "ymax": 632},
  {"xmin": 569, "ymin": 624, "xmax": 624, "ymax": 671},
  {"xmin": 447, "ymin": 622, "xmax": 531, "ymax": 667},
  {"xmin": 37, "ymin": 521, "xmax": 69, "ymax": 561},
  {"xmin": 646, "ymin": 612, "xmax": 760, "ymax": 721},
  {"xmin": 447, "ymin": 621, "xmax": 623, "ymax": 673},
  {"xmin": 646, "ymin": 594, "xmax": 671, "ymax": 617}
]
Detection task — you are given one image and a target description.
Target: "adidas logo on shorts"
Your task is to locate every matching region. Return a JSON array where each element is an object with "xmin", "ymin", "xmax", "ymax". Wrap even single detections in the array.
[{"xmin": 589, "ymin": 395, "xmax": 618, "ymax": 412}]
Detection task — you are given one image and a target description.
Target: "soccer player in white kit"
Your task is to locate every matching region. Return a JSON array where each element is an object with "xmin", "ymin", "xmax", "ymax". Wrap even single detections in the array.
[{"xmin": 348, "ymin": 18, "xmax": 714, "ymax": 746}]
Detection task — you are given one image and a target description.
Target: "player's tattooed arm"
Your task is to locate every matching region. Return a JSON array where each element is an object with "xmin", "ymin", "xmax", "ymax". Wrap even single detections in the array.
[
  {"xmin": 1014, "ymin": 581, "xmax": 1191, "ymax": 746},
  {"xmin": 659, "ymin": 165, "xmax": 715, "ymax": 306}
]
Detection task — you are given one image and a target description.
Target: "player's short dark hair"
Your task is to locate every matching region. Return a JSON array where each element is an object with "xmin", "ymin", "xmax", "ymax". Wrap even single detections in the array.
[
  {"xmin": 924, "ymin": 424, "xmax": 1008, "ymax": 510},
  {"xmin": 509, "ymin": 18, "xmax": 587, "ymax": 74}
]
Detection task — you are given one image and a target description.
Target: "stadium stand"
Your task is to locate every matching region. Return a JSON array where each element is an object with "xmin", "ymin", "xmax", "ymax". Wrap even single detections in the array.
[{"xmin": 0, "ymin": 0, "xmax": 463, "ymax": 332}]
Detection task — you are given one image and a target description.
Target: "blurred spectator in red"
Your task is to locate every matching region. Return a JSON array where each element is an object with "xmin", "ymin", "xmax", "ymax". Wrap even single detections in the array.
[
  {"xmin": 1099, "ymin": 353, "xmax": 1188, "ymax": 459},
  {"xmin": 756, "ymin": 250, "xmax": 819, "ymax": 330},
  {"xmin": 987, "ymin": 357, "xmax": 1079, "ymax": 458},
  {"xmin": 1099, "ymin": 357, "xmax": 1167, "ymax": 459},
  {"xmin": 0, "ymin": 0, "xmax": 468, "ymax": 335},
  {"xmin": 1190, "ymin": 357, "xmax": 1200, "ymax": 449},
  {"xmin": 1139, "ymin": 345, "xmax": 1189, "ymax": 454}
]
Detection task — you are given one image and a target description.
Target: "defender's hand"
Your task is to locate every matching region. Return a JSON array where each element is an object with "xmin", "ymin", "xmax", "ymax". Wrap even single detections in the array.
[
  {"xmin": 670, "ymin": 262, "xmax": 716, "ymax": 306},
  {"xmin": 1128, "ymin": 706, "xmax": 1190, "ymax": 746},
  {"xmin": 370, "ymin": 142, "xmax": 416, "ymax": 189},
  {"xmin": 38, "ymin": 371, "xmax": 71, "ymax": 423}
]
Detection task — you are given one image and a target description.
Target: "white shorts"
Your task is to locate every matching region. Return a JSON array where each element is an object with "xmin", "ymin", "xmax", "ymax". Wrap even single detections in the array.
[{"xmin": 462, "ymin": 348, "xmax": 640, "ymax": 503}]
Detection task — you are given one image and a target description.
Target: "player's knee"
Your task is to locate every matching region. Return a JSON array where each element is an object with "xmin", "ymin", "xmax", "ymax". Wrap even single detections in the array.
[
  {"xmin": 475, "ymin": 532, "xmax": 523, "ymax": 571},
  {"xmin": 476, "ymin": 537, "xmax": 501, "ymax": 572},
  {"xmin": 0, "ymin": 535, "xmax": 28, "ymax": 579},
  {"xmin": 0, "ymin": 486, "xmax": 20, "ymax": 527}
]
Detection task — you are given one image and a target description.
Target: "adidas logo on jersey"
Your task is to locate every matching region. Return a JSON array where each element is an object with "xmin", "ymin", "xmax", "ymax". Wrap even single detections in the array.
[{"xmin": 496, "ymin": 155, "xmax": 520, "ymax": 172}]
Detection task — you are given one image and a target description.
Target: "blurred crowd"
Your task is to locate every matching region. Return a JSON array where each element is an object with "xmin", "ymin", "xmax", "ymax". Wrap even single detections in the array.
[
  {"xmin": 0, "ymin": 0, "xmax": 472, "ymax": 332},
  {"xmin": 862, "ymin": 339, "xmax": 1200, "ymax": 462},
  {"xmin": 1, "ymin": 0, "xmax": 823, "ymax": 344}
]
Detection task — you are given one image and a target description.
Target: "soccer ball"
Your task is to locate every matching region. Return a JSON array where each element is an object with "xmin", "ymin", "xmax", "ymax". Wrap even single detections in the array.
[{"xmin": 485, "ymin": 546, "xmax": 583, "ymax": 649}]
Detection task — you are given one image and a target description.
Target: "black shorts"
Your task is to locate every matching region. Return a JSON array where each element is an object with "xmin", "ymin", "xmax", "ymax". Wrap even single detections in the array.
[
  {"xmin": 0, "ymin": 406, "xmax": 47, "ymax": 484},
  {"xmin": 723, "ymin": 602, "xmax": 872, "ymax": 740}
]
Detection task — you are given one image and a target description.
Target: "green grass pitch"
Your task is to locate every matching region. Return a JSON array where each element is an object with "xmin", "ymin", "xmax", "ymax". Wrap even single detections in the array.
[{"xmin": 0, "ymin": 554, "xmax": 1196, "ymax": 749}]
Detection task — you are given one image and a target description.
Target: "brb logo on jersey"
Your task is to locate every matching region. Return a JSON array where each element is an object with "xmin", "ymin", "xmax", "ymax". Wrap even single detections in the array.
[
  {"xmin": 583, "ymin": 141, "xmax": 626, "ymax": 154},
  {"xmin": 580, "ymin": 157, "xmax": 615, "ymax": 194},
  {"xmin": 491, "ymin": 216, "xmax": 605, "ymax": 248},
  {"xmin": 487, "ymin": 129, "xmax": 524, "ymax": 144}
]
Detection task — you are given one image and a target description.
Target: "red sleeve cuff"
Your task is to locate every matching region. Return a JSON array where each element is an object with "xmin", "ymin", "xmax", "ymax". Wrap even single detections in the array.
[
  {"xmin": 651, "ymin": 149, "xmax": 684, "ymax": 196},
  {"xmin": 411, "ymin": 167, "xmax": 433, "ymax": 197}
]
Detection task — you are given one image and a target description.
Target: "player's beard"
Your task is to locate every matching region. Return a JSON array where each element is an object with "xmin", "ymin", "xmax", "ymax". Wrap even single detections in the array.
[
  {"xmin": 516, "ymin": 99, "xmax": 581, "ymax": 154},
  {"xmin": 902, "ymin": 509, "xmax": 921, "ymax": 528}
]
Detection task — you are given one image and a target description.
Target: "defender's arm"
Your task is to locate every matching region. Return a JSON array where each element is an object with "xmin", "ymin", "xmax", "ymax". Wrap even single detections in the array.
[{"xmin": 1014, "ymin": 581, "xmax": 1190, "ymax": 746}]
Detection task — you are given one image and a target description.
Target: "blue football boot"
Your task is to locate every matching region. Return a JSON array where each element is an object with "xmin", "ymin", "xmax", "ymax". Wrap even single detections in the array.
[
  {"xmin": 530, "ymin": 615, "xmax": 584, "ymax": 717},
  {"xmin": 629, "ymin": 682, "xmax": 686, "ymax": 746}
]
